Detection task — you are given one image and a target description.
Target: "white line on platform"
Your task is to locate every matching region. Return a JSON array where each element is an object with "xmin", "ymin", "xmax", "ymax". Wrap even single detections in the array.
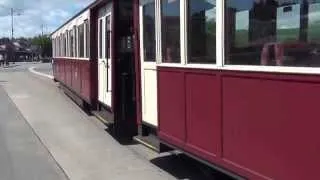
[{"xmin": 28, "ymin": 67, "xmax": 54, "ymax": 79}]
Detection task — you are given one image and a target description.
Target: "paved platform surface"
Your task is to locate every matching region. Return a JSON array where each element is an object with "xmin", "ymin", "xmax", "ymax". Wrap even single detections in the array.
[
  {"xmin": 0, "ymin": 87, "xmax": 68, "ymax": 180},
  {"xmin": 0, "ymin": 62, "xmax": 233, "ymax": 180}
]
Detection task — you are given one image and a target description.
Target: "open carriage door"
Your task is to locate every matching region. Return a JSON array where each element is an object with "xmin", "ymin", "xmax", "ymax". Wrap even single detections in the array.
[
  {"xmin": 98, "ymin": 8, "xmax": 112, "ymax": 107},
  {"xmin": 139, "ymin": 0, "xmax": 158, "ymax": 128}
]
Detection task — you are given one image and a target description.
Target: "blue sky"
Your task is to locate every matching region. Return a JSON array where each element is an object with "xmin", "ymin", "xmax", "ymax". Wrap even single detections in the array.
[{"xmin": 0, "ymin": 0, "xmax": 94, "ymax": 38}]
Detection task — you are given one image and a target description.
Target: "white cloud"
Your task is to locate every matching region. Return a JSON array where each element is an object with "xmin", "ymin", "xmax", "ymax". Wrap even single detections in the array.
[{"xmin": 0, "ymin": 0, "xmax": 94, "ymax": 38}]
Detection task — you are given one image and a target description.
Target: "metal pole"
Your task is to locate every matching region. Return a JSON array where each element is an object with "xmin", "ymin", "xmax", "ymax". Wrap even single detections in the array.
[
  {"xmin": 41, "ymin": 24, "xmax": 44, "ymax": 60},
  {"xmin": 10, "ymin": 8, "xmax": 13, "ymax": 64},
  {"xmin": 11, "ymin": 8, "xmax": 13, "ymax": 40}
]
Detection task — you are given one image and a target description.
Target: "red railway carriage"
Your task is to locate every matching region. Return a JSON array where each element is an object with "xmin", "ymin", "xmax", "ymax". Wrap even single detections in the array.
[
  {"xmin": 52, "ymin": 0, "xmax": 320, "ymax": 179},
  {"xmin": 52, "ymin": 0, "xmax": 138, "ymax": 138},
  {"xmin": 52, "ymin": 10, "xmax": 92, "ymax": 104}
]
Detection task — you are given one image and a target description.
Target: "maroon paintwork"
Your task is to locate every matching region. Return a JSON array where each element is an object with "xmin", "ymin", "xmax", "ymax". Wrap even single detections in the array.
[
  {"xmin": 89, "ymin": 7, "xmax": 98, "ymax": 108},
  {"xmin": 133, "ymin": 0, "xmax": 142, "ymax": 125},
  {"xmin": 53, "ymin": 58, "xmax": 93, "ymax": 103},
  {"xmin": 158, "ymin": 66, "xmax": 320, "ymax": 180}
]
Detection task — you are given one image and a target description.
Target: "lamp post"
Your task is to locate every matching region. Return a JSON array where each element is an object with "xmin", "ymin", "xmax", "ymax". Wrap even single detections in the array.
[
  {"xmin": 0, "ymin": 5, "xmax": 23, "ymax": 64},
  {"xmin": 11, "ymin": 8, "xmax": 22, "ymax": 64},
  {"xmin": 39, "ymin": 24, "xmax": 48, "ymax": 61}
]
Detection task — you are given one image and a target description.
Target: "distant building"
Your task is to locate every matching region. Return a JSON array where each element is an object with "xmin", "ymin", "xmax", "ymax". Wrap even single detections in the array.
[{"xmin": 0, "ymin": 38, "xmax": 37, "ymax": 62}]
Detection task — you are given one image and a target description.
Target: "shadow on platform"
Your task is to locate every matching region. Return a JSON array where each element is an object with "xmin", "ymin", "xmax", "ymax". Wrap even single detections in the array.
[{"xmin": 150, "ymin": 153, "xmax": 236, "ymax": 180}]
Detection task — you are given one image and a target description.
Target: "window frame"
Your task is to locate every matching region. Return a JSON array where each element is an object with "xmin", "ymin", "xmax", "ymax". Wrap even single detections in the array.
[
  {"xmin": 58, "ymin": 35, "xmax": 61, "ymax": 57},
  {"xmin": 60, "ymin": 34, "xmax": 63, "ymax": 57},
  {"xmin": 221, "ymin": 0, "xmax": 320, "ymax": 75},
  {"xmin": 158, "ymin": 0, "xmax": 184, "ymax": 64},
  {"xmin": 69, "ymin": 30, "xmax": 73, "ymax": 57},
  {"xmin": 64, "ymin": 33, "xmax": 67, "ymax": 56},
  {"xmin": 66, "ymin": 31, "xmax": 69, "ymax": 57},
  {"xmin": 84, "ymin": 19, "xmax": 89, "ymax": 58},
  {"xmin": 98, "ymin": 17, "xmax": 104, "ymax": 59},
  {"xmin": 83, "ymin": 23, "xmax": 86, "ymax": 58},
  {"xmin": 140, "ymin": 0, "xmax": 157, "ymax": 63},
  {"xmin": 52, "ymin": 38, "xmax": 55, "ymax": 57},
  {"xmin": 77, "ymin": 23, "xmax": 85, "ymax": 58},
  {"xmin": 76, "ymin": 26, "xmax": 79, "ymax": 58},
  {"xmin": 55, "ymin": 37, "xmax": 57, "ymax": 57},
  {"xmin": 155, "ymin": 0, "xmax": 320, "ymax": 75},
  {"xmin": 186, "ymin": 0, "xmax": 219, "ymax": 65},
  {"xmin": 73, "ymin": 26, "xmax": 77, "ymax": 58},
  {"xmin": 105, "ymin": 15, "xmax": 111, "ymax": 60},
  {"xmin": 156, "ymin": 0, "xmax": 219, "ymax": 68}
]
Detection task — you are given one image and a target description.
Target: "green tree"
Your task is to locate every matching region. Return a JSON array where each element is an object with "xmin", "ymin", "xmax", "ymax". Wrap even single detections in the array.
[{"xmin": 31, "ymin": 35, "xmax": 52, "ymax": 58}]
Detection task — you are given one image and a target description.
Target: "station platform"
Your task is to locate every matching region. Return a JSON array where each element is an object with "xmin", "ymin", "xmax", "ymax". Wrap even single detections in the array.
[
  {"xmin": 0, "ymin": 69, "xmax": 175, "ymax": 180},
  {"xmin": 0, "ymin": 86, "xmax": 68, "ymax": 180}
]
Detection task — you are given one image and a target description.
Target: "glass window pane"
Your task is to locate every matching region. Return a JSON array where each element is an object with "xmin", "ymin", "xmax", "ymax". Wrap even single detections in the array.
[
  {"xmin": 106, "ymin": 16, "xmax": 111, "ymax": 59},
  {"xmin": 99, "ymin": 19, "xmax": 103, "ymax": 59},
  {"xmin": 188, "ymin": 0, "xmax": 216, "ymax": 64},
  {"xmin": 143, "ymin": 0, "xmax": 156, "ymax": 62},
  {"xmin": 58, "ymin": 36, "xmax": 60, "ymax": 57},
  {"xmin": 70, "ymin": 30, "xmax": 74, "ymax": 57},
  {"xmin": 55, "ymin": 38, "xmax": 57, "ymax": 56},
  {"xmin": 66, "ymin": 32, "xmax": 69, "ymax": 57},
  {"xmin": 52, "ymin": 40, "xmax": 54, "ymax": 57},
  {"xmin": 60, "ymin": 36, "xmax": 62, "ymax": 56},
  {"xmin": 225, "ymin": 0, "xmax": 320, "ymax": 67},
  {"xmin": 61, "ymin": 35, "xmax": 63, "ymax": 56},
  {"xmin": 162, "ymin": 0, "xmax": 180, "ymax": 63},
  {"xmin": 79, "ymin": 24, "xmax": 84, "ymax": 58},
  {"xmin": 59, "ymin": 36, "xmax": 61, "ymax": 56},
  {"xmin": 85, "ymin": 20, "xmax": 90, "ymax": 58},
  {"xmin": 73, "ymin": 26, "xmax": 77, "ymax": 57},
  {"xmin": 56, "ymin": 37, "xmax": 58, "ymax": 57},
  {"xmin": 64, "ymin": 33, "xmax": 67, "ymax": 56}
]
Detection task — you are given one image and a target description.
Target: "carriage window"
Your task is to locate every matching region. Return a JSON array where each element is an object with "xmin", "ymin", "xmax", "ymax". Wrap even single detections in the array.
[
  {"xmin": 61, "ymin": 36, "xmax": 63, "ymax": 56},
  {"xmin": 62, "ymin": 35, "xmax": 64, "ymax": 56},
  {"xmin": 85, "ymin": 20, "xmax": 90, "ymax": 58},
  {"xmin": 143, "ymin": 0, "xmax": 156, "ymax": 62},
  {"xmin": 52, "ymin": 39, "xmax": 55, "ymax": 57},
  {"xmin": 59, "ymin": 37, "xmax": 61, "ymax": 56},
  {"xmin": 66, "ymin": 32, "xmax": 69, "ymax": 57},
  {"xmin": 64, "ymin": 33, "xmax": 67, "ymax": 56},
  {"xmin": 58, "ymin": 36, "xmax": 60, "ymax": 57},
  {"xmin": 69, "ymin": 30, "xmax": 74, "ymax": 57},
  {"xmin": 78, "ymin": 24, "xmax": 85, "ymax": 58},
  {"xmin": 225, "ymin": 0, "xmax": 320, "ymax": 67},
  {"xmin": 60, "ymin": 36, "xmax": 63, "ymax": 57},
  {"xmin": 56, "ymin": 37, "xmax": 58, "ymax": 57},
  {"xmin": 57, "ymin": 38, "xmax": 59, "ymax": 57},
  {"xmin": 60, "ymin": 36, "xmax": 62, "ymax": 57},
  {"xmin": 188, "ymin": 0, "xmax": 216, "ymax": 64},
  {"xmin": 106, "ymin": 16, "xmax": 111, "ymax": 59},
  {"xmin": 53, "ymin": 39, "xmax": 55, "ymax": 57},
  {"xmin": 99, "ymin": 19, "xmax": 103, "ymax": 59},
  {"xmin": 54, "ymin": 38, "xmax": 56, "ymax": 57},
  {"xmin": 73, "ymin": 26, "xmax": 77, "ymax": 57},
  {"xmin": 162, "ymin": 0, "xmax": 180, "ymax": 63}
]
